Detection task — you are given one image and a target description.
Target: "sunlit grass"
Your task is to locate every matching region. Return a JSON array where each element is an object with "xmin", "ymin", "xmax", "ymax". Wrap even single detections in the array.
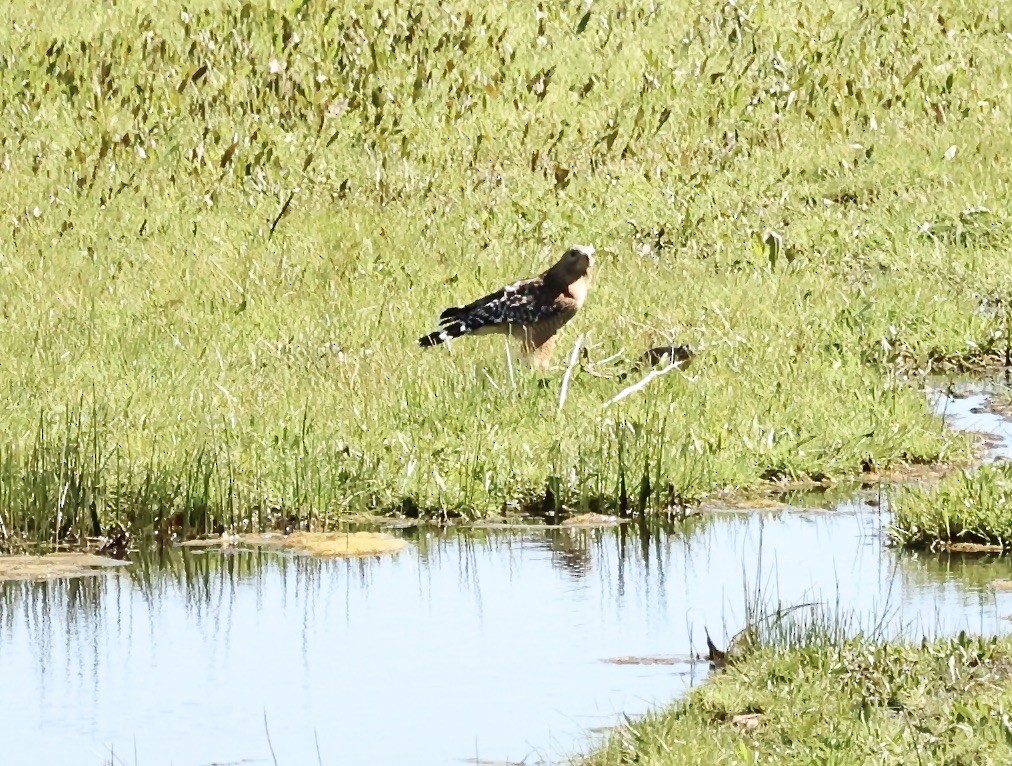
[
  {"xmin": 1, "ymin": 0, "xmax": 1010, "ymax": 543},
  {"xmin": 583, "ymin": 630, "xmax": 1012, "ymax": 765},
  {"xmin": 890, "ymin": 463, "xmax": 1012, "ymax": 549}
]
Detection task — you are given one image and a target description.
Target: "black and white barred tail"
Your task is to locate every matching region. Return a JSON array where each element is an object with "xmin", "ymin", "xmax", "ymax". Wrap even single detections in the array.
[
  {"xmin": 418, "ymin": 308, "xmax": 478, "ymax": 347},
  {"xmin": 418, "ymin": 326, "xmax": 461, "ymax": 347}
]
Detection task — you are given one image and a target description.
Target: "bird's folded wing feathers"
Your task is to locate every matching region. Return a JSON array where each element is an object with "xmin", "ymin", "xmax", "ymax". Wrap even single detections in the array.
[{"xmin": 439, "ymin": 277, "xmax": 546, "ymax": 328}]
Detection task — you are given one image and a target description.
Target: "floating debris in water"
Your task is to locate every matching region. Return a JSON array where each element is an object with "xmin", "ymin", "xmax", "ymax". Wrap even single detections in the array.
[
  {"xmin": 561, "ymin": 513, "xmax": 623, "ymax": 528},
  {"xmin": 0, "ymin": 553, "xmax": 130, "ymax": 582},
  {"xmin": 603, "ymin": 655, "xmax": 694, "ymax": 666},
  {"xmin": 176, "ymin": 536, "xmax": 236, "ymax": 548},
  {"xmin": 175, "ymin": 531, "xmax": 409, "ymax": 557},
  {"xmin": 238, "ymin": 531, "xmax": 407, "ymax": 558}
]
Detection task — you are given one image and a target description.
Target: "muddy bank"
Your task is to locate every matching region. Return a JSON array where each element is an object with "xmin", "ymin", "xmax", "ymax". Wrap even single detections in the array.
[{"xmin": 0, "ymin": 552, "xmax": 129, "ymax": 581}]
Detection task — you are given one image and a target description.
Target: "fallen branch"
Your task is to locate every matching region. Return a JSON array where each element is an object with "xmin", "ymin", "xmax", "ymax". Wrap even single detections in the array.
[
  {"xmin": 269, "ymin": 189, "xmax": 296, "ymax": 238},
  {"xmin": 604, "ymin": 359, "xmax": 682, "ymax": 407}
]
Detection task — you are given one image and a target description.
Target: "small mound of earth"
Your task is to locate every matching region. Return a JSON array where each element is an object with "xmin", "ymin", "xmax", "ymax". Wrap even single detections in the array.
[
  {"xmin": 732, "ymin": 713, "xmax": 762, "ymax": 730},
  {"xmin": 0, "ymin": 553, "xmax": 130, "ymax": 582},
  {"xmin": 944, "ymin": 541, "xmax": 1004, "ymax": 553},
  {"xmin": 239, "ymin": 531, "xmax": 407, "ymax": 558}
]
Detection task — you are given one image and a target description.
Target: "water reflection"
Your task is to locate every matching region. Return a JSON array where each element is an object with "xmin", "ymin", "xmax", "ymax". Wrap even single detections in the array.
[
  {"xmin": 935, "ymin": 382, "xmax": 1012, "ymax": 459},
  {"xmin": 3, "ymin": 509, "xmax": 1012, "ymax": 766},
  {"xmin": 899, "ymin": 550, "xmax": 1012, "ymax": 594}
]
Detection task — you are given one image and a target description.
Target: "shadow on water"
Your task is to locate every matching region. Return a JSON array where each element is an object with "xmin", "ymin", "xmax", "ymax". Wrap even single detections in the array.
[{"xmin": 2, "ymin": 385, "xmax": 1012, "ymax": 765}]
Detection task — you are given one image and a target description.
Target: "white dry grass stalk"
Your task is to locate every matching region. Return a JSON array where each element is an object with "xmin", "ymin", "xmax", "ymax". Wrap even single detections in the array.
[
  {"xmin": 604, "ymin": 360, "xmax": 684, "ymax": 408},
  {"xmin": 504, "ymin": 338, "xmax": 516, "ymax": 389},
  {"xmin": 557, "ymin": 334, "xmax": 585, "ymax": 412}
]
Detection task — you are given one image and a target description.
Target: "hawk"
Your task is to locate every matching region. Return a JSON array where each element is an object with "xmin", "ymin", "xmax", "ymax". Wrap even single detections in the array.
[{"xmin": 418, "ymin": 244, "xmax": 595, "ymax": 369}]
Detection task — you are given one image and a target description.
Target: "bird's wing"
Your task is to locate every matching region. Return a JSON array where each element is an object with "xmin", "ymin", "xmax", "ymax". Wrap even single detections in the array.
[
  {"xmin": 437, "ymin": 277, "xmax": 554, "ymax": 329},
  {"xmin": 419, "ymin": 277, "xmax": 563, "ymax": 347}
]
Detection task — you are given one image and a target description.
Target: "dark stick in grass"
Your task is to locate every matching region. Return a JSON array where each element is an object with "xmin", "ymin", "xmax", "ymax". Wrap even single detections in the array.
[{"xmin": 269, "ymin": 190, "xmax": 296, "ymax": 238}]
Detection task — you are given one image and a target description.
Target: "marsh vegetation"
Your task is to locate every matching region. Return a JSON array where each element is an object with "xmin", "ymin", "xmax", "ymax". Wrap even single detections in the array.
[
  {"xmin": 5, "ymin": 2, "xmax": 1012, "ymax": 759},
  {"xmin": 585, "ymin": 630, "xmax": 1012, "ymax": 766},
  {"xmin": 4, "ymin": 0, "xmax": 1012, "ymax": 546},
  {"xmin": 891, "ymin": 461, "xmax": 1012, "ymax": 550}
]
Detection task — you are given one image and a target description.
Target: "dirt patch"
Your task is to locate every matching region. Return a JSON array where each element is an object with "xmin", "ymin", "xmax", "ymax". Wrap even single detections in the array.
[
  {"xmin": 982, "ymin": 396, "xmax": 1012, "ymax": 420},
  {"xmin": 341, "ymin": 513, "xmax": 420, "ymax": 529},
  {"xmin": 238, "ymin": 531, "xmax": 407, "ymax": 558},
  {"xmin": 943, "ymin": 542, "xmax": 1005, "ymax": 553},
  {"xmin": 865, "ymin": 459, "xmax": 972, "ymax": 486},
  {"xmin": 731, "ymin": 713, "xmax": 763, "ymax": 731},
  {"xmin": 703, "ymin": 453, "xmax": 980, "ymax": 516},
  {"xmin": 0, "ymin": 553, "xmax": 130, "ymax": 582},
  {"xmin": 700, "ymin": 495, "xmax": 789, "ymax": 513},
  {"xmin": 990, "ymin": 579, "xmax": 1012, "ymax": 590}
]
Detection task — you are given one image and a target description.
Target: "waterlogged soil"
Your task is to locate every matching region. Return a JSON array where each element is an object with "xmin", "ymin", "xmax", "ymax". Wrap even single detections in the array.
[
  {"xmin": 0, "ymin": 552, "xmax": 129, "ymax": 581},
  {"xmin": 1, "ymin": 388, "xmax": 1012, "ymax": 766}
]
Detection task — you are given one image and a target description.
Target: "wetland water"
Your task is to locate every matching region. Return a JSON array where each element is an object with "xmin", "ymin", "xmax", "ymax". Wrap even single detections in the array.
[{"xmin": 3, "ymin": 388, "xmax": 1012, "ymax": 766}]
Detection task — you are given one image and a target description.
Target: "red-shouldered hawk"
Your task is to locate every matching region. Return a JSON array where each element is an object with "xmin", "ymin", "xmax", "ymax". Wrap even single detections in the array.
[{"xmin": 418, "ymin": 244, "xmax": 595, "ymax": 369}]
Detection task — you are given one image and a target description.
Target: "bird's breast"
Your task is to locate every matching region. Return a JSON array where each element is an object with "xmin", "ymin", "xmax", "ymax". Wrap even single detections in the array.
[{"xmin": 565, "ymin": 275, "xmax": 591, "ymax": 308}]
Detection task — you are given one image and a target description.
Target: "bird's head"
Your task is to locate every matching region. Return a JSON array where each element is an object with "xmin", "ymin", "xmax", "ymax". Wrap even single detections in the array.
[{"xmin": 557, "ymin": 244, "xmax": 595, "ymax": 277}]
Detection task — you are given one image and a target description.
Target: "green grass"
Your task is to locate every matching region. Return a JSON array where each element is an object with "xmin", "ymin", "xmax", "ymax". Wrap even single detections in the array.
[
  {"xmin": 2, "ymin": 0, "xmax": 1011, "ymax": 544},
  {"xmin": 890, "ymin": 463, "xmax": 1012, "ymax": 549},
  {"xmin": 583, "ymin": 630, "xmax": 1012, "ymax": 766}
]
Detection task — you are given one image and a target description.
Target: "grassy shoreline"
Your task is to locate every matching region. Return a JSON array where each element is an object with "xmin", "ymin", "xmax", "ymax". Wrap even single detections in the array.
[
  {"xmin": 584, "ymin": 631, "xmax": 1012, "ymax": 765},
  {"xmin": 3, "ymin": 0, "xmax": 1011, "ymax": 544},
  {"xmin": 891, "ymin": 462, "xmax": 1012, "ymax": 551}
]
